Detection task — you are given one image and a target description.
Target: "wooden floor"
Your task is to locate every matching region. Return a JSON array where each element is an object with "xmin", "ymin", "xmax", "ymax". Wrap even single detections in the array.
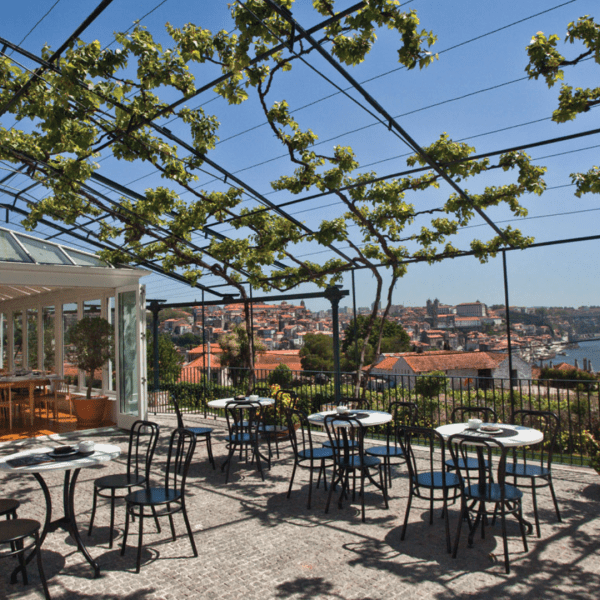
[{"xmin": 0, "ymin": 408, "xmax": 115, "ymax": 443}]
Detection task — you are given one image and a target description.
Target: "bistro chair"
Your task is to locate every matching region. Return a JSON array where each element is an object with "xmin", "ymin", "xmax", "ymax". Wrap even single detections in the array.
[
  {"xmin": 0, "ymin": 518, "xmax": 51, "ymax": 599},
  {"xmin": 506, "ymin": 409, "xmax": 561, "ymax": 537},
  {"xmin": 449, "ymin": 433, "xmax": 528, "ymax": 574},
  {"xmin": 399, "ymin": 425, "xmax": 461, "ymax": 554},
  {"xmin": 89, "ymin": 420, "xmax": 160, "ymax": 548},
  {"xmin": 121, "ymin": 428, "xmax": 198, "ymax": 573},
  {"xmin": 34, "ymin": 379, "xmax": 71, "ymax": 421},
  {"xmin": 445, "ymin": 406, "xmax": 498, "ymax": 472},
  {"xmin": 324, "ymin": 413, "xmax": 388, "ymax": 522},
  {"xmin": 223, "ymin": 400, "xmax": 269, "ymax": 483},
  {"xmin": 262, "ymin": 389, "xmax": 298, "ymax": 459},
  {"xmin": 172, "ymin": 397, "xmax": 215, "ymax": 469},
  {"xmin": 322, "ymin": 397, "xmax": 363, "ymax": 452},
  {"xmin": 285, "ymin": 408, "xmax": 334, "ymax": 509},
  {"xmin": 366, "ymin": 400, "xmax": 418, "ymax": 490}
]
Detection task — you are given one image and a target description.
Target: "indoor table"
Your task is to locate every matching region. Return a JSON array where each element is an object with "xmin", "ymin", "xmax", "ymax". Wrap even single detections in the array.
[
  {"xmin": 0, "ymin": 443, "xmax": 121, "ymax": 579},
  {"xmin": 0, "ymin": 374, "xmax": 60, "ymax": 428}
]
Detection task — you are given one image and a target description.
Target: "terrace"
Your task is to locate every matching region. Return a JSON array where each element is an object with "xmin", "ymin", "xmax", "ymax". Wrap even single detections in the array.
[{"xmin": 1, "ymin": 412, "xmax": 598, "ymax": 599}]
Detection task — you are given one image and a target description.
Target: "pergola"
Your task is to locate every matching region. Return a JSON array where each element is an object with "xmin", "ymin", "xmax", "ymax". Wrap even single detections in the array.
[
  {"xmin": 0, "ymin": 1, "xmax": 598, "ymax": 412},
  {"xmin": 0, "ymin": 226, "xmax": 148, "ymax": 428}
]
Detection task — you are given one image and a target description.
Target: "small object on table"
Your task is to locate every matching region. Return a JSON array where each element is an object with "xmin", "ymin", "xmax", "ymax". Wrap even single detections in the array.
[
  {"xmin": 335, "ymin": 405, "xmax": 348, "ymax": 414},
  {"xmin": 78, "ymin": 440, "xmax": 95, "ymax": 453},
  {"xmin": 479, "ymin": 425, "xmax": 502, "ymax": 434},
  {"xmin": 467, "ymin": 418, "xmax": 482, "ymax": 429}
]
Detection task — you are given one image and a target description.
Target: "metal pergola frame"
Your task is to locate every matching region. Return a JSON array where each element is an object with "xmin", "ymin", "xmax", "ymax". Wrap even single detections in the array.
[{"xmin": 1, "ymin": 2, "xmax": 598, "ymax": 410}]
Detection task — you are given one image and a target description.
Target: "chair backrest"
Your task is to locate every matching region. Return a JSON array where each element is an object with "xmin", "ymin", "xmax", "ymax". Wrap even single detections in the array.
[
  {"xmin": 324, "ymin": 413, "xmax": 367, "ymax": 462},
  {"xmin": 285, "ymin": 408, "xmax": 314, "ymax": 459},
  {"xmin": 164, "ymin": 428, "xmax": 196, "ymax": 495},
  {"xmin": 335, "ymin": 396, "xmax": 372, "ymax": 411},
  {"xmin": 512, "ymin": 409, "xmax": 559, "ymax": 469},
  {"xmin": 127, "ymin": 420, "xmax": 160, "ymax": 483},
  {"xmin": 450, "ymin": 405, "xmax": 498, "ymax": 424},
  {"xmin": 448, "ymin": 433, "xmax": 509, "ymax": 492},
  {"xmin": 385, "ymin": 400, "xmax": 418, "ymax": 448},
  {"xmin": 225, "ymin": 400, "xmax": 264, "ymax": 439},
  {"xmin": 271, "ymin": 389, "xmax": 298, "ymax": 424},
  {"xmin": 399, "ymin": 425, "xmax": 451, "ymax": 489},
  {"xmin": 253, "ymin": 386, "xmax": 271, "ymax": 398},
  {"xmin": 171, "ymin": 397, "xmax": 186, "ymax": 429}
]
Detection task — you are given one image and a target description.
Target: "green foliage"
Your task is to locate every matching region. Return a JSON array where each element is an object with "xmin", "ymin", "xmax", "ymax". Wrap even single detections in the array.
[
  {"xmin": 147, "ymin": 332, "xmax": 184, "ymax": 383},
  {"xmin": 299, "ymin": 333, "xmax": 334, "ymax": 372},
  {"xmin": 540, "ymin": 367, "xmax": 598, "ymax": 390},
  {"xmin": 268, "ymin": 363, "xmax": 293, "ymax": 387},
  {"xmin": 68, "ymin": 317, "xmax": 113, "ymax": 399},
  {"xmin": 414, "ymin": 370, "xmax": 447, "ymax": 398}
]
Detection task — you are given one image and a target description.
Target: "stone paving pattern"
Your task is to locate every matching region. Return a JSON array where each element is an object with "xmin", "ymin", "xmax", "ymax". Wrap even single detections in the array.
[{"xmin": 1, "ymin": 413, "xmax": 599, "ymax": 600}]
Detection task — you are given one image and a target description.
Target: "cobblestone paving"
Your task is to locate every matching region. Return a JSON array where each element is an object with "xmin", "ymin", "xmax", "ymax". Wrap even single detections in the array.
[{"xmin": 1, "ymin": 413, "xmax": 599, "ymax": 600}]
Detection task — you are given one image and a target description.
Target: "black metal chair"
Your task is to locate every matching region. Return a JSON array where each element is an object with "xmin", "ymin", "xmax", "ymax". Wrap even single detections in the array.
[
  {"xmin": 366, "ymin": 400, "xmax": 418, "ymax": 490},
  {"xmin": 0, "ymin": 498, "xmax": 19, "ymax": 520},
  {"xmin": 0, "ymin": 518, "xmax": 51, "ymax": 599},
  {"xmin": 449, "ymin": 433, "xmax": 528, "ymax": 574},
  {"xmin": 324, "ymin": 413, "xmax": 388, "ymax": 522},
  {"xmin": 322, "ymin": 397, "xmax": 365, "ymax": 452},
  {"xmin": 445, "ymin": 406, "xmax": 498, "ymax": 472},
  {"xmin": 172, "ymin": 397, "xmax": 215, "ymax": 469},
  {"xmin": 263, "ymin": 389, "xmax": 298, "ymax": 459},
  {"xmin": 506, "ymin": 409, "xmax": 561, "ymax": 537},
  {"xmin": 285, "ymin": 408, "xmax": 334, "ymax": 509},
  {"xmin": 222, "ymin": 400, "xmax": 269, "ymax": 483},
  {"xmin": 399, "ymin": 425, "xmax": 462, "ymax": 553},
  {"xmin": 121, "ymin": 428, "xmax": 198, "ymax": 573},
  {"xmin": 89, "ymin": 420, "xmax": 160, "ymax": 548}
]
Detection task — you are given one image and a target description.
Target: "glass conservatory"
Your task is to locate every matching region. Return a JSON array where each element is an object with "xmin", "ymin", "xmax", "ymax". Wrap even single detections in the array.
[{"xmin": 0, "ymin": 226, "xmax": 148, "ymax": 429}]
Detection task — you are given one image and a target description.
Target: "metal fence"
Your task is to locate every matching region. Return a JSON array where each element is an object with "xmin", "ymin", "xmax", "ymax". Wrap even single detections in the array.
[{"xmin": 148, "ymin": 366, "xmax": 600, "ymax": 467}]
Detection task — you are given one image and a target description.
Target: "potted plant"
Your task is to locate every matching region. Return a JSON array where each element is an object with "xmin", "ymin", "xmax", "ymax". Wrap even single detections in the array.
[{"xmin": 68, "ymin": 316, "xmax": 114, "ymax": 427}]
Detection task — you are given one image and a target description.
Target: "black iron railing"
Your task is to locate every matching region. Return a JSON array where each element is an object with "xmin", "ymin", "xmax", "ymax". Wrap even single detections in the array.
[{"xmin": 148, "ymin": 366, "xmax": 599, "ymax": 467}]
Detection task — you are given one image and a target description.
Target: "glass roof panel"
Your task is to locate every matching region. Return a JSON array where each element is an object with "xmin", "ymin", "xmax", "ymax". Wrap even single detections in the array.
[
  {"xmin": 15, "ymin": 234, "xmax": 72, "ymax": 265},
  {"xmin": 63, "ymin": 249, "xmax": 108, "ymax": 267},
  {"xmin": 0, "ymin": 230, "xmax": 33, "ymax": 263}
]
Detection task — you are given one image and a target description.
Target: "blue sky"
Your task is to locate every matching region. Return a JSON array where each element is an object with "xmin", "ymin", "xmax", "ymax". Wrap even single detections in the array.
[{"xmin": 1, "ymin": 0, "xmax": 598, "ymax": 312}]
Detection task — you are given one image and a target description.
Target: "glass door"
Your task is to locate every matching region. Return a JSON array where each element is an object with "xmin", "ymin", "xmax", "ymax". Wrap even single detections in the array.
[{"xmin": 115, "ymin": 285, "xmax": 147, "ymax": 429}]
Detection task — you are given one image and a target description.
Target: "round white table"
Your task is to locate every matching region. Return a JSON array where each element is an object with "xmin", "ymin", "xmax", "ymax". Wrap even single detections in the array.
[
  {"xmin": 308, "ymin": 409, "xmax": 392, "ymax": 427},
  {"xmin": 436, "ymin": 422, "xmax": 543, "ymax": 535},
  {"xmin": 0, "ymin": 443, "xmax": 120, "ymax": 579},
  {"xmin": 207, "ymin": 396, "xmax": 274, "ymax": 410},
  {"xmin": 436, "ymin": 423, "xmax": 543, "ymax": 447}
]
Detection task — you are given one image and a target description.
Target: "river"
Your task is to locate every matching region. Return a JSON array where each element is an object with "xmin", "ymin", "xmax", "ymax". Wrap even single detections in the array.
[{"xmin": 554, "ymin": 339, "xmax": 600, "ymax": 372}]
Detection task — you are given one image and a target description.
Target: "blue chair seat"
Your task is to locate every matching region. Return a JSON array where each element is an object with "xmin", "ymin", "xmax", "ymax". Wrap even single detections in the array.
[
  {"xmin": 445, "ymin": 457, "xmax": 489, "ymax": 470},
  {"xmin": 339, "ymin": 455, "xmax": 381, "ymax": 470},
  {"xmin": 299, "ymin": 447, "xmax": 334, "ymax": 461},
  {"xmin": 323, "ymin": 439, "xmax": 359, "ymax": 450},
  {"xmin": 465, "ymin": 482, "xmax": 523, "ymax": 503},
  {"xmin": 125, "ymin": 487, "xmax": 181, "ymax": 507},
  {"xmin": 505, "ymin": 463, "xmax": 549, "ymax": 478},
  {"xmin": 187, "ymin": 426, "xmax": 213, "ymax": 436},
  {"xmin": 415, "ymin": 471, "xmax": 460, "ymax": 489},
  {"xmin": 366, "ymin": 445, "xmax": 404, "ymax": 458}
]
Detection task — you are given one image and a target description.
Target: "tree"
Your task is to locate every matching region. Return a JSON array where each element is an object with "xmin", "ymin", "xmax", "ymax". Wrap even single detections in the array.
[
  {"xmin": 173, "ymin": 332, "xmax": 203, "ymax": 350},
  {"xmin": 147, "ymin": 332, "xmax": 184, "ymax": 383},
  {"xmin": 342, "ymin": 316, "xmax": 410, "ymax": 372},
  {"xmin": 300, "ymin": 333, "xmax": 334, "ymax": 373},
  {"xmin": 525, "ymin": 16, "xmax": 600, "ymax": 196},
  {"xmin": 1, "ymin": 2, "xmax": 546, "ymax": 388},
  {"xmin": 268, "ymin": 363, "xmax": 293, "ymax": 387},
  {"xmin": 218, "ymin": 325, "xmax": 265, "ymax": 385}
]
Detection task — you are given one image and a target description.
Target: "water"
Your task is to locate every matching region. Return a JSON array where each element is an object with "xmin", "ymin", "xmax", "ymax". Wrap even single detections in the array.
[{"xmin": 554, "ymin": 339, "xmax": 600, "ymax": 372}]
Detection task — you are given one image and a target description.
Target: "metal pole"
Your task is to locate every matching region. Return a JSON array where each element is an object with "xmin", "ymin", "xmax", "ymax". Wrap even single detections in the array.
[
  {"xmin": 325, "ymin": 286, "xmax": 344, "ymax": 404},
  {"xmin": 352, "ymin": 270, "xmax": 359, "ymax": 387},
  {"xmin": 502, "ymin": 251, "xmax": 515, "ymax": 419}
]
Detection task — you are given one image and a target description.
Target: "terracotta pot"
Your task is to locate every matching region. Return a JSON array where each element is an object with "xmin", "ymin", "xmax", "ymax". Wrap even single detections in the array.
[{"xmin": 72, "ymin": 395, "xmax": 109, "ymax": 427}]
